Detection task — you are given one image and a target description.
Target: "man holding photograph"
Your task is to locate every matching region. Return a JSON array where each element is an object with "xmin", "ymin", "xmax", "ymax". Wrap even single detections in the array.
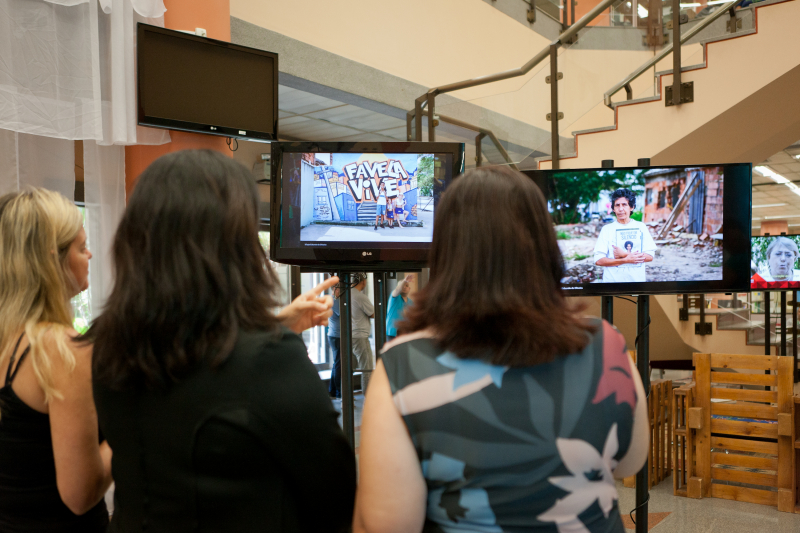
[{"xmin": 593, "ymin": 188, "xmax": 657, "ymax": 282}]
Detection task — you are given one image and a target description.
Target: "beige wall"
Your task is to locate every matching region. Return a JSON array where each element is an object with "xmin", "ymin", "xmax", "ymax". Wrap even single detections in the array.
[
  {"xmin": 231, "ymin": 0, "xmax": 549, "ymax": 89},
  {"xmin": 232, "ymin": 0, "xmax": 655, "ymax": 139}
]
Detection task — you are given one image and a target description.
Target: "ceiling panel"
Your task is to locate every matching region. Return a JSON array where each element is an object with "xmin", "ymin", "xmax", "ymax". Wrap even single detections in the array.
[{"xmin": 305, "ymin": 105, "xmax": 405, "ymax": 132}]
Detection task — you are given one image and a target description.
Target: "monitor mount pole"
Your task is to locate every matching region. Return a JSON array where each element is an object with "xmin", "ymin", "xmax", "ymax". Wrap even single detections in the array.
[
  {"xmin": 336, "ymin": 270, "xmax": 392, "ymax": 449},
  {"xmin": 634, "ymin": 157, "xmax": 650, "ymax": 533},
  {"xmin": 599, "ymin": 157, "xmax": 650, "ymax": 533},
  {"xmin": 373, "ymin": 272, "xmax": 388, "ymax": 358},
  {"xmin": 338, "ymin": 272, "xmax": 355, "ymax": 449}
]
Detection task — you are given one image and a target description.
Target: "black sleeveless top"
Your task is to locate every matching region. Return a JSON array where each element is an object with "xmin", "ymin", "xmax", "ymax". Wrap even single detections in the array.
[{"xmin": 0, "ymin": 335, "xmax": 108, "ymax": 533}]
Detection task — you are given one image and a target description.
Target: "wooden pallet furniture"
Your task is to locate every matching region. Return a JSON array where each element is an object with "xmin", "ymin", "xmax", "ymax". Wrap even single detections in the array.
[
  {"xmin": 672, "ymin": 382, "xmax": 695, "ymax": 497},
  {"xmin": 623, "ymin": 379, "xmax": 673, "ymax": 489},
  {"xmin": 793, "ymin": 396, "xmax": 800, "ymax": 513},
  {"xmin": 674, "ymin": 353, "xmax": 794, "ymax": 512}
]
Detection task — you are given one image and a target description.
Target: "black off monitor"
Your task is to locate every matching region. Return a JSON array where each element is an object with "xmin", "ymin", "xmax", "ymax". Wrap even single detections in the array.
[
  {"xmin": 137, "ymin": 23, "xmax": 278, "ymax": 141},
  {"xmin": 269, "ymin": 141, "xmax": 465, "ymax": 270}
]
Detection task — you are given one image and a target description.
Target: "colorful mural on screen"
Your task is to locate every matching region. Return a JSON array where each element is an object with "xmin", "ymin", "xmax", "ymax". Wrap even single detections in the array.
[{"xmin": 311, "ymin": 153, "xmax": 430, "ymax": 226}]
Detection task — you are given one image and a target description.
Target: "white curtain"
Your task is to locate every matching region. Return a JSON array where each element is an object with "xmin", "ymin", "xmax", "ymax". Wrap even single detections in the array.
[
  {"xmin": 0, "ymin": 0, "xmax": 170, "ymax": 311},
  {"xmin": 83, "ymin": 141, "xmax": 125, "ymax": 316},
  {"xmin": 0, "ymin": 130, "xmax": 76, "ymax": 198}
]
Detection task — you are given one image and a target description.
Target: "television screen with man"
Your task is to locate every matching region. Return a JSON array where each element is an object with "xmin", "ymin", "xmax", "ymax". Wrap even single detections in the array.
[{"xmin": 529, "ymin": 166, "xmax": 729, "ymax": 285}]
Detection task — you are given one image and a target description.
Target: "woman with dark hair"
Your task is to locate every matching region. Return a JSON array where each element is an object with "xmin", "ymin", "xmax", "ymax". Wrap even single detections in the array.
[
  {"xmin": 354, "ymin": 166, "xmax": 649, "ymax": 533},
  {"xmin": 86, "ymin": 150, "xmax": 356, "ymax": 532}
]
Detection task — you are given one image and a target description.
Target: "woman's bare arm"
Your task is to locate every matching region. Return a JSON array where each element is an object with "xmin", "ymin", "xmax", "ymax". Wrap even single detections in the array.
[
  {"xmin": 48, "ymin": 331, "xmax": 113, "ymax": 515},
  {"xmin": 354, "ymin": 361, "xmax": 427, "ymax": 533}
]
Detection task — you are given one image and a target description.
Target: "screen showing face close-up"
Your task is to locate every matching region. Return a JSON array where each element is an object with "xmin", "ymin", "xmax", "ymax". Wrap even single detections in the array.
[
  {"xmin": 278, "ymin": 151, "xmax": 451, "ymax": 250},
  {"xmin": 751, "ymin": 235, "xmax": 800, "ymax": 289},
  {"xmin": 529, "ymin": 164, "xmax": 751, "ymax": 295}
]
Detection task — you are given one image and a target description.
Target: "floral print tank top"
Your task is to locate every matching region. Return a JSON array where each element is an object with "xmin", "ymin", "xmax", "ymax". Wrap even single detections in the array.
[{"xmin": 381, "ymin": 318, "xmax": 636, "ymax": 533}]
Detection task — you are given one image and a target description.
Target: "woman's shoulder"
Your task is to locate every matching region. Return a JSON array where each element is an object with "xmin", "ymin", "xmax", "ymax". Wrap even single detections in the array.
[
  {"xmin": 381, "ymin": 329, "xmax": 438, "ymax": 357},
  {"xmin": 235, "ymin": 327, "xmax": 308, "ymax": 365}
]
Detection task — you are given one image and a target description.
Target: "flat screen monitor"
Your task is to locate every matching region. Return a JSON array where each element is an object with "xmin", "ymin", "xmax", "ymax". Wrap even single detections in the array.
[
  {"xmin": 524, "ymin": 163, "xmax": 752, "ymax": 296},
  {"xmin": 750, "ymin": 235, "xmax": 800, "ymax": 289},
  {"xmin": 269, "ymin": 141, "xmax": 465, "ymax": 269},
  {"xmin": 137, "ymin": 23, "xmax": 278, "ymax": 141}
]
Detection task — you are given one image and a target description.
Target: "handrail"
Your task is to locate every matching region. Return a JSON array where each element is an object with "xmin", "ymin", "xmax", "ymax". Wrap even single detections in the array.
[
  {"xmin": 438, "ymin": 113, "xmax": 519, "ymax": 170},
  {"xmin": 406, "ymin": 0, "xmax": 620, "ymax": 166},
  {"xmin": 406, "ymin": 104, "xmax": 518, "ymax": 169},
  {"xmin": 604, "ymin": 0, "xmax": 744, "ymax": 107}
]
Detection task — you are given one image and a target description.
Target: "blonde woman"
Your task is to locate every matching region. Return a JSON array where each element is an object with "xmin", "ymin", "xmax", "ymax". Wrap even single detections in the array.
[{"xmin": 0, "ymin": 188, "xmax": 112, "ymax": 532}]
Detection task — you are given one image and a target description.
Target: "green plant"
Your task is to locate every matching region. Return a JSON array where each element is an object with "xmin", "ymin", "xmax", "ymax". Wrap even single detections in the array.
[
  {"xmin": 630, "ymin": 210, "xmax": 643, "ymax": 222},
  {"xmin": 572, "ymin": 253, "xmax": 589, "ymax": 261},
  {"xmin": 416, "ymin": 154, "xmax": 434, "ymax": 196},
  {"xmin": 547, "ymin": 169, "xmax": 645, "ymax": 225},
  {"xmin": 710, "ymin": 262, "xmax": 722, "ymax": 268},
  {"xmin": 556, "ymin": 231, "xmax": 572, "ymax": 240}
]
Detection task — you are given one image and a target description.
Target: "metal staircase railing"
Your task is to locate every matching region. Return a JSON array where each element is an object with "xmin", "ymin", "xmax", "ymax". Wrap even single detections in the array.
[
  {"xmin": 405, "ymin": 0, "xmax": 619, "ymax": 169},
  {"xmin": 604, "ymin": 0, "xmax": 745, "ymax": 108},
  {"xmin": 408, "ymin": 0, "xmax": 756, "ymax": 169}
]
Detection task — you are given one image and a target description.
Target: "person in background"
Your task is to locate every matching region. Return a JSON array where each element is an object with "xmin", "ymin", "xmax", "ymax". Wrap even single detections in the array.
[
  {"xmin": 374, "ymin": 182, "xmax": 387, "ymax": 231},
  {"xmin": 327, "ymin": 284, "xmax": 342, "ymax": 399},
  {"xmin": 386, "ymin": 196, "xmax": 396, "ymax": 229},
  {"xmin": 394, "ymin": 192, "xmax": 407, "ymax": 228},
  {"xmin": 350, "ymin": 273, "xmax": 375, "ymax": 394},
  {"xmin": 386, "ymin": 274, "xmax": 414, "ymax": 342},
  {"xmin": 354, "ymin": 166, "xmax": 649, "ymax": 533},
  {"xmin": 0, "ymin": 188, "xmax": 112, "ymax": 533},
  {"xmin": 86, "ymin": 150, "xmax": 356, "ymax": 533},
  {"xmin": 594, "ymin": 188, "xmax": 656, "ymax": 283}
]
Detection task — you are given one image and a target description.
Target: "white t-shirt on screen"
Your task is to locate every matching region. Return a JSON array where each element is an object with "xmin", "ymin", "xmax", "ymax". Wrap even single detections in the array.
[{"xmin": 593, "ymin": 220, "xmax": 657, "ymax": 283}]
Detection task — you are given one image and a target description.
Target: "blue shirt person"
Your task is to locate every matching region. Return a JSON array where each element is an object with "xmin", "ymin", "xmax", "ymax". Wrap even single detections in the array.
[{"xmin": 386, "ymin": 274, "xmax": 414, "ymax": 340}]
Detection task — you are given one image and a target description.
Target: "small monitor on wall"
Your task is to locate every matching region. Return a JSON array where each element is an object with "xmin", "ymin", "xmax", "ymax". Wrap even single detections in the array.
[
  {"xmin": 524, "ymin": 163, "xmax": 752, "ymax": 296},
  {"xmin": 269, "ymin": 141, "xmax": 466, "ymax": 270},
  {"xmin": 750, "ymin": 234, "xmax": 800, "ymax": 289},
  {"xmin": 137, "ymin": 23, "xmax": 278, "ymax": 141}
]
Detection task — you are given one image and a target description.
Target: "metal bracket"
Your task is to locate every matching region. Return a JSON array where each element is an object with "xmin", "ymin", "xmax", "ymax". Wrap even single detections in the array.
[
  {"xmin": 695, "ymin": 322, "xmax": 712, "ymax": 335},
  {"xmin": 545, "ymin": 72, "xmax": 563, "ymax": 84},
  {"xmin": 666, "ymin": 14, "xmax": 689, "ymax": 29},
  {"xmin": 526, "ymin": 8, "xmax": 536, "ymax": 23},
  {"xmin": 665, "ymin": 81, "xmax": 694, "ymax": 106},
  {"xmin": 727, "ymin": 17, "xmax": 742, "ymax": 32},
  {"xmin": 679, "ymin": 308, "xmax": 689, "ymax": 321},
  {"xmin": 546, "ymin": 112, "xmax": 564, "ymax": 121},
  {"xmin": 643, "ymin": 33, "xmax": 668, "ymax": 47}
]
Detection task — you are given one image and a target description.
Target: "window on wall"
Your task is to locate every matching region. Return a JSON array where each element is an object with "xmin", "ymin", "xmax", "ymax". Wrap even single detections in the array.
[
  {"xmin": 657, "ymin": 190, "xmax": 667, "ymax": 209},
  {"xmin": 646, "ymin": 188, "xmax": 653, "ymax": 206},
  {"xmin": 71, "ymin": 205, "xmax": 92, "ymax": 333},
  {"xmin": 300, "ymin": 272, "xmax": 331, "ymax": 365}
]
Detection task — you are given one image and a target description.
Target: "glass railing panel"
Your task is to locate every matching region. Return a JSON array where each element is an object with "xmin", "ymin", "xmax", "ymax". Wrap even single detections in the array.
[
  {"xmin": 539, "ymin": 0, "xmax": 565, "ymax": 24},
  {"xmin": 433, "ymin": 48, "xmax": 561, "ymax": 168}
]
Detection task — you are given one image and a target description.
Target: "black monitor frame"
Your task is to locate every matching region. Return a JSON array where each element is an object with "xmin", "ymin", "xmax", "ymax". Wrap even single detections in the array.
[
  {"xmin": 136, "ymin": 23, "xmax": 278, "ymax": 141},
  {"xmin": 269, "ymin": 141, "xmax": 465, "ymax": 270},
  {"xmin": 523, "ymin": 163, "xmax": 753, "ymax": 296}
]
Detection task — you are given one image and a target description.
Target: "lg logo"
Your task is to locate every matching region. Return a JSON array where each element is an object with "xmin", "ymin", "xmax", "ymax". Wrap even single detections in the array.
[{"xmin": 362, "ymin": 251, "xmax": 372, "ymax": 256}]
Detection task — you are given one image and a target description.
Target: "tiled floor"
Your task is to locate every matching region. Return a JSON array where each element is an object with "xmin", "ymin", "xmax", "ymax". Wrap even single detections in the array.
[{"xmin": 617, "ymin": 477, "xmax": 800, "ymax": 532}]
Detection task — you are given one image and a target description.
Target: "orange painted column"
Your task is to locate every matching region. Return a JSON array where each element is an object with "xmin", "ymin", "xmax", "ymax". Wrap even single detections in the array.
[{"xmin": 125, "ymin": 0, "xmax": 232, "ymax": 198}]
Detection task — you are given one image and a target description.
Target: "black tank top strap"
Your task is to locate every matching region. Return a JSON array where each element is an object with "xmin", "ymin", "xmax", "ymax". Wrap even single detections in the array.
[{"xmin": 5, "ymin": 333, "xmax": 29, "ymax": 386}]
